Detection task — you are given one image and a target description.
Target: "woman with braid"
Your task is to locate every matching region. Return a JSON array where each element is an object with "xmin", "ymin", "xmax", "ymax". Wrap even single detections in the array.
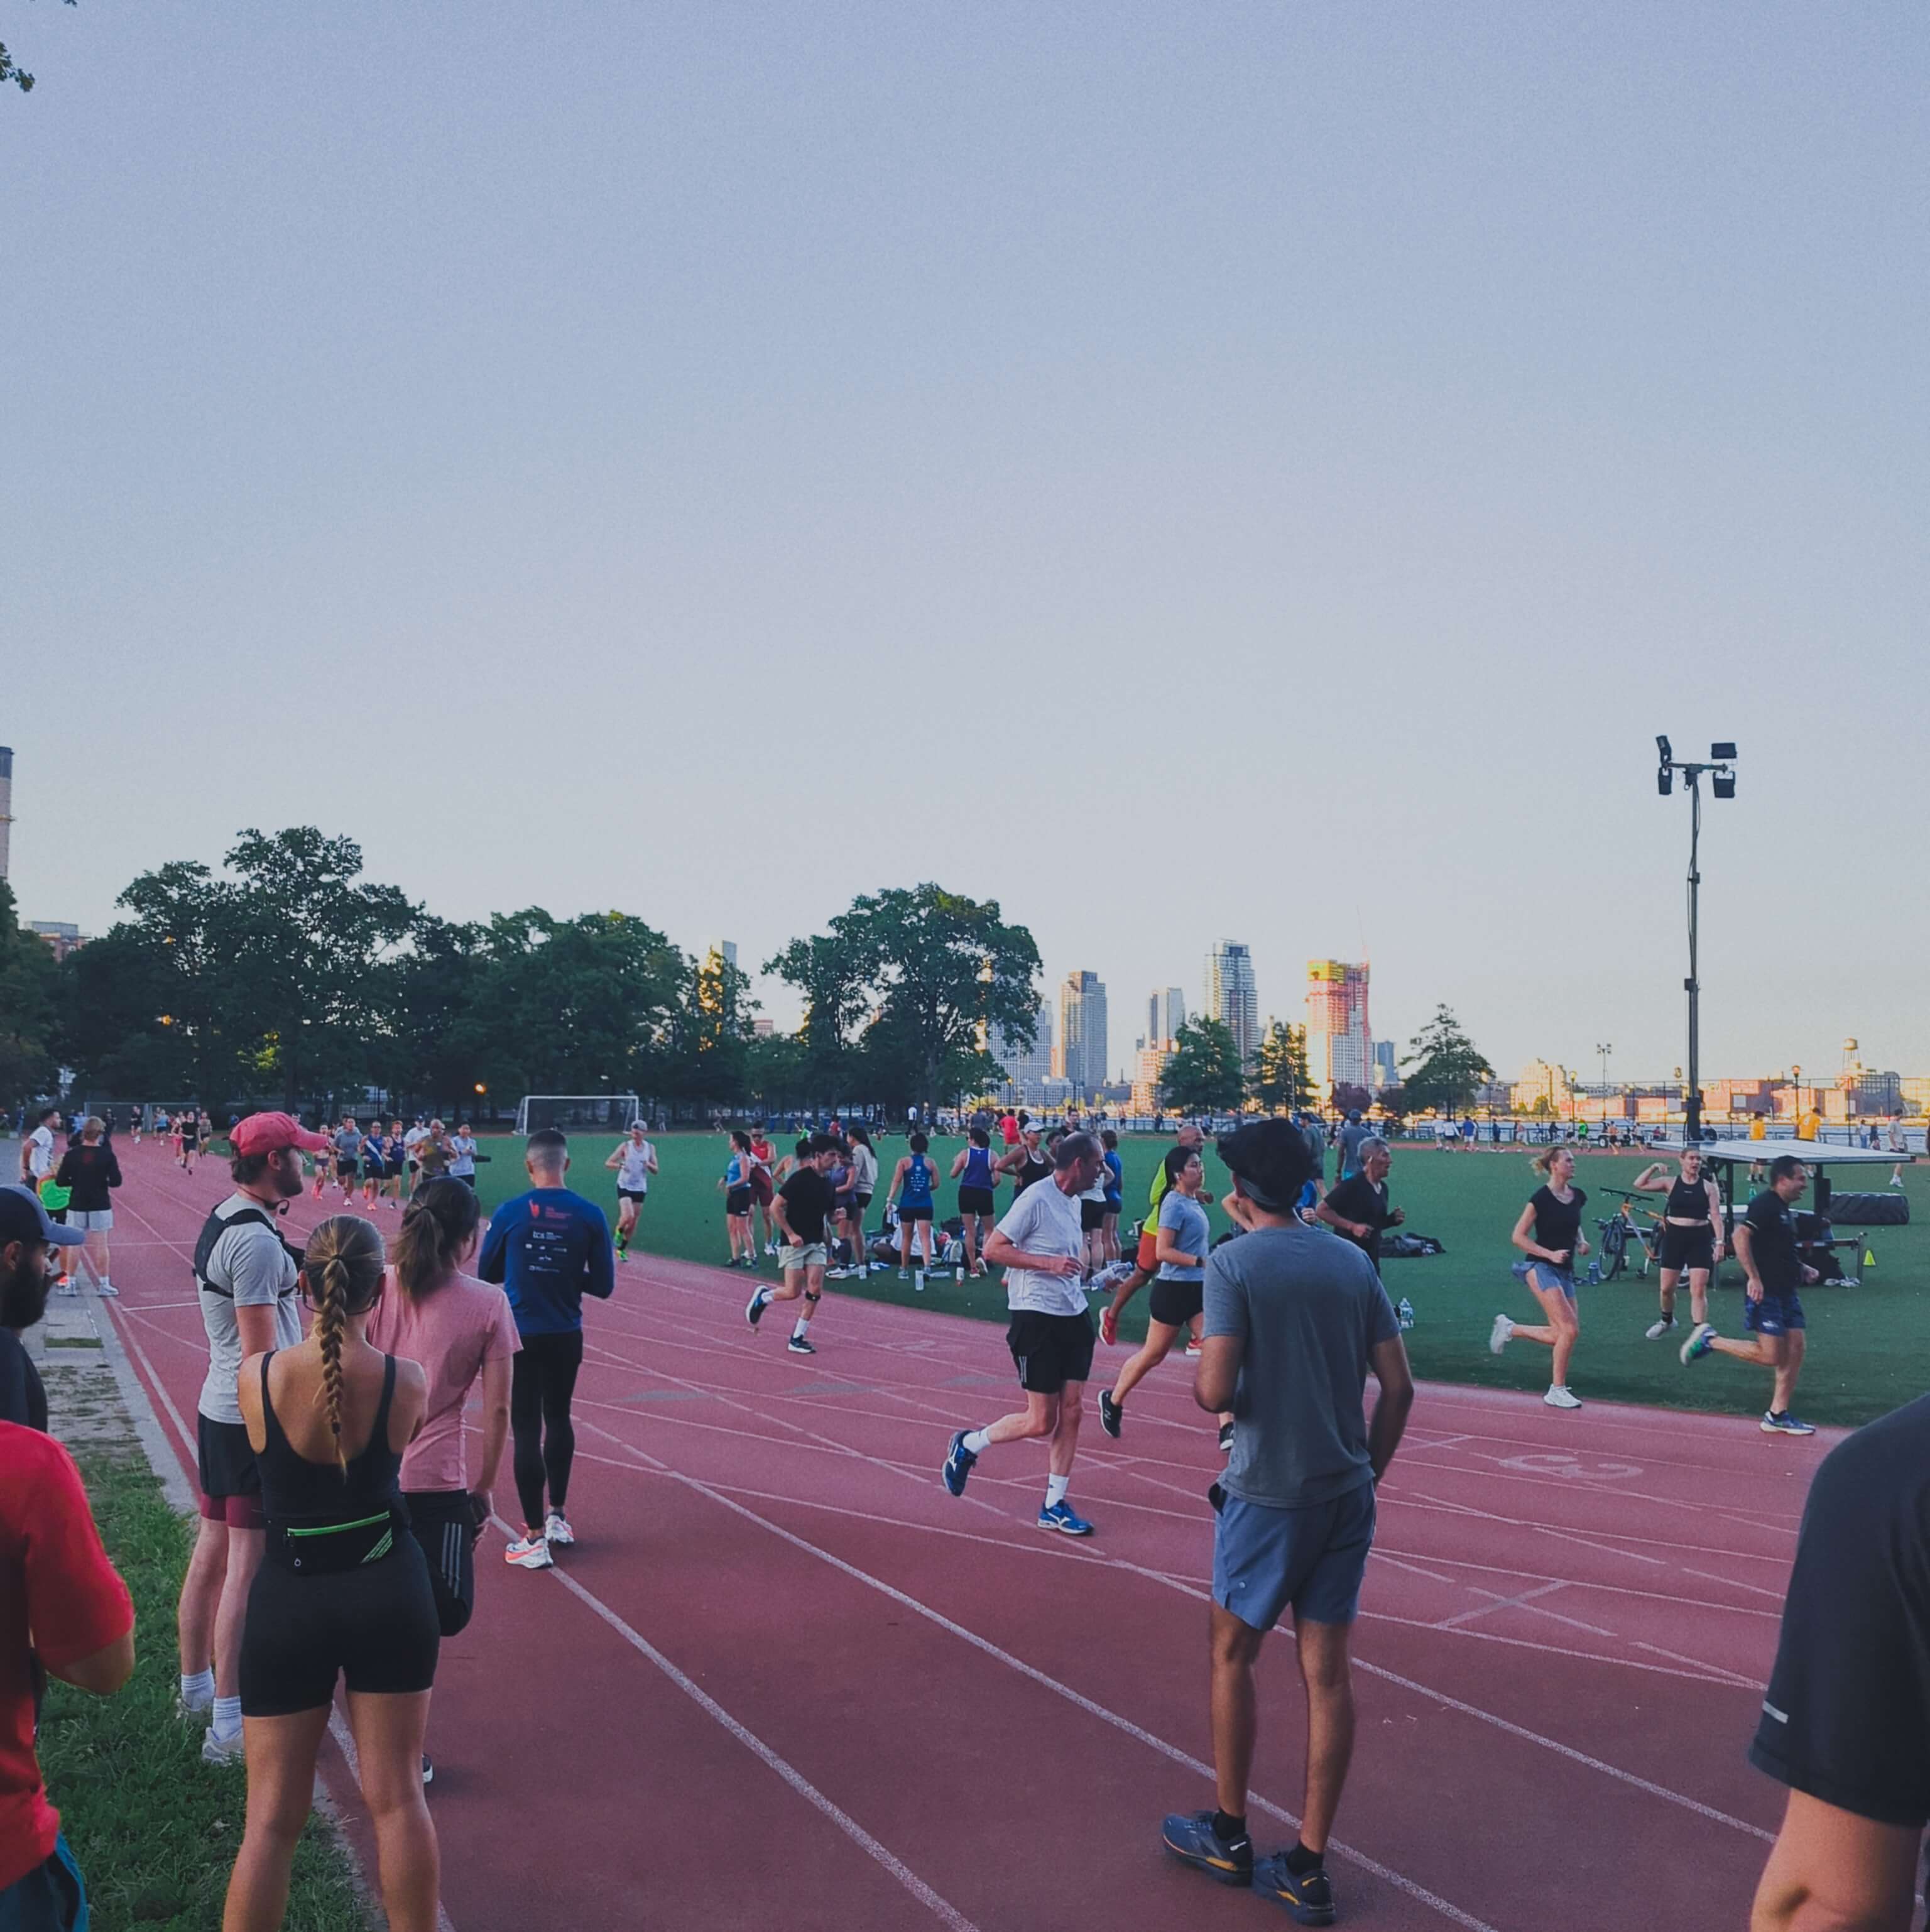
[{"xmin": 227, "ymin": 1216, "xmax": 441, "ymax": 1932}]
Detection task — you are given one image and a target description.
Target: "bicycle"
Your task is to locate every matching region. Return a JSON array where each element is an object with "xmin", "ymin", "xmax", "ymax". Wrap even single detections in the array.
[{"xmin": 1594, "ymin": 1188, "xmax": 1661, "ymax": 1283}]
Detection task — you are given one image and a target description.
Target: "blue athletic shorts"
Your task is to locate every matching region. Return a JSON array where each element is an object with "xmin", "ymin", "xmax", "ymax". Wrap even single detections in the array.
[
  {"xmin": 1213, "ymin": 1481, "xmax": 1377, "ymax": 1632},
  {"xmin": 1744, "ymin": 1291, "xmax": 1806, "ymax": 1338},
  {"xmin": 0, "ymin": 1833, "xmax": 89, "ymax": 1932},
  {"xmin": 1512, "ymin": 1258, "xmax": 1576, "ymax": 1301}
]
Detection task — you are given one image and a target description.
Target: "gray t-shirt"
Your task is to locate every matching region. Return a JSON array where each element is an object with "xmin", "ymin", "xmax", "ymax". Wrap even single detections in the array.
[
  {"xmin": 1204, "ymin": 1221, "xmax": 1400, "ymax": 1511},
  {"xmin": 994, "ymin": 1178, "xmax": 1086, "ymax": 1317},
  {"xmin": 1336, "ymin": 1121, "xmax": 1371, "ymax": 1176},
  {"xmin": 1156, "ymin": 1190, "xmax": 1210, "ymax": 1282},
  {"xmin": 197, "ymin": 1192, "xmax": 303, "ymax": 1424}
]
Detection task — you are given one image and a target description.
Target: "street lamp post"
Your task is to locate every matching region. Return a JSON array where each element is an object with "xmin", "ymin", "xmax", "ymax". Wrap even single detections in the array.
[{"xmin": 1655, "ymin": 738, "xmax": 1737, "ymax": 1144}]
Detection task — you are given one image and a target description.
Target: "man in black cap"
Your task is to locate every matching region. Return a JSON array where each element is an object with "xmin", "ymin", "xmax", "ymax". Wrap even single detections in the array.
[{"xmin": 0, "ymin": 1186, "xmax": 87, "ymax": 1433}]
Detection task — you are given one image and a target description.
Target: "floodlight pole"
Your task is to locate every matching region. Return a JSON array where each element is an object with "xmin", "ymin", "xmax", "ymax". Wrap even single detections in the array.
[{"xmin": 1684, "ymin": 770, "xmax": 1703, "ymax": 1145}]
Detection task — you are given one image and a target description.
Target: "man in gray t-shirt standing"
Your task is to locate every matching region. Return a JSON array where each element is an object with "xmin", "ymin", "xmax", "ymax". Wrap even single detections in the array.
[
  {"xmin": 1162, "ymin": 1119, "xmax": 1413, "ymax": 1923},
  {"xmin": 940, "ymin": 1132, "xmax": 1108, "ymax": 1536},
  {"xmin": 177, "ymin": 1110, "xmax": 326, "ymax": 1764}
]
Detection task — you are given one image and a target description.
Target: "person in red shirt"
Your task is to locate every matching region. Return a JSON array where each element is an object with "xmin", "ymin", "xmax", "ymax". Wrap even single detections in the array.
[{"xmin": 1, "ymin": 1423, "xmax": 135, "ymax": 1929}]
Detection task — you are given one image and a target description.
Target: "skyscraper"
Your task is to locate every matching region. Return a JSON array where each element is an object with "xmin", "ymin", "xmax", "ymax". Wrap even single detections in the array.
[
  {"xmin": 1059, "ymin": 971, "xmax": 1109, "ymax": 1094},
  {"xmin": 1147, "ymin": 986, "xmax": 1186, "ymax": 1049},
  {"xmin": 1306, "ymin": 960, "xmax": 1372, "ymax": 1098},
  {"xmin": 1204, "ymin": 942, "xmax": 1259, "ymax": 1067},
  {"xmin": 0, "ymin": 746, "xmax": 12, "ymax": 881},
  {"xmin": 992, "ymin": 1007, "xmax": 1054, "ymax": 1101}
]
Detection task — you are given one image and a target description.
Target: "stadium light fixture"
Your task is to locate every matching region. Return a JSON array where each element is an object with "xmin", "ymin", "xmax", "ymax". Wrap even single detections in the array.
[{"xmin": 1655, "ymin": 735, "xmax": 1738, "ymax": 1142}]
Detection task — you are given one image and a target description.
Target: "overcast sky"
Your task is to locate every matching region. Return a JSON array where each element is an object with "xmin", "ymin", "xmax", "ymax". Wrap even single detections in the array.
[{"xmin": 6, "ymin": 4, "xmax": 1923, "ymax": 1084}]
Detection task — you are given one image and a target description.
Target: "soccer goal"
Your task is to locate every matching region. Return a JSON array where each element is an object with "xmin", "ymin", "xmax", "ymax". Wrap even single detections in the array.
[{"xmin": 513, "ymin": 1094, "xmax": 643, "ymax": 1136}]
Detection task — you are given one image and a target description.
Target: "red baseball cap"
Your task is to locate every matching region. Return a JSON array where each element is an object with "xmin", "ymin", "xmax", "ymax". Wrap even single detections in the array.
[{"xmin": 231, "ymin": 1111, "xmax": 332, "ymax": 1157}]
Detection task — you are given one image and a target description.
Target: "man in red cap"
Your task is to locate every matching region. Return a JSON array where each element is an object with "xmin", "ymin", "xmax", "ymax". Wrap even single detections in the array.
[{"xmin": 177, "ymin": 1112, "xmax": 325, "ymax": 1764}]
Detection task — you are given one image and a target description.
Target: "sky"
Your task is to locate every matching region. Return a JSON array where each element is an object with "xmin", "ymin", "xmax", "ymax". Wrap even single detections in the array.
[{"xmin": 4, "ymin": 3, "xmax": 1924, "ymax": 1086}]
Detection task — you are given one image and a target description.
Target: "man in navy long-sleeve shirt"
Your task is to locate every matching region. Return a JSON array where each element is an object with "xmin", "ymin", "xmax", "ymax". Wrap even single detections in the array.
[{"xmin": 477, "ymin": 1128, "xmax": 615, "ymax": 1568}]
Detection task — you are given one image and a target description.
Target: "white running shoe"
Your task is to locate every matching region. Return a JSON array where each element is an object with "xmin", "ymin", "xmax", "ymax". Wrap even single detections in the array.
[
  {"xmin": 1489, "ymin": 1313, "xmax": 1513, "ymax": 1355},
  {"xmin": 504, "ymin": 1536, "xmax": 553, "ymax": 1570},
  {"xmin": 96, "ymin": 1280, "xmax": 118, "ymax": 1297},
  {"xmin": 1544, "ymin": 1385, "xmax": 1582, "ymax": 1410},
  {"xmin": 543, "ymin": 1512, "xmax": 575, "ymax": 1547},
  {"xmin": 201, "ymin": 1727, "xmax": 246, "ymax": 1766},
  {"xmin": 1644, "ymin": 1316, "xmax": 1676, "ymax": 1341}
]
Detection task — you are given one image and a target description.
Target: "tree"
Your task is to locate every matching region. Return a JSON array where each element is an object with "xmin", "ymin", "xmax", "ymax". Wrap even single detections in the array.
[
  {"xmin": 1401, "ymin": 1005, "xmax": 1495, "ymax": 1117},
  {"xmin": 1331, "ymin": 1081, "xmax": 1373, "ymax": 1118},
  {"xmin": 768, "ymin": 885, "xmax": 1040, "ymax": 1105},
  {"xmin": 3, "ymin": 1, "xmax": 75, "ymax": 96},
  {"xmin": 1160, "ymin": 1018, "xmax": 1245, "ymax": 1116},
  {"xmin": 109, "ymin": 858, "xmax": 239, "ymax": 1108},
  {"xmin": 0, "ymin": 880, "xmax": 60, "ymax": 1109},
  {"xmin": 1250, "ymin": 1020, "xmax": 1312, "ymax": 1114},
  {"xmin": 1377, "ymin": 1087, "xmax": 1409, "ymax": 1128}
]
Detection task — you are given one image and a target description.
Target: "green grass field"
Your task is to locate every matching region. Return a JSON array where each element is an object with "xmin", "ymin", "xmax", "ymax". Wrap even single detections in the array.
[{"xmin": 461, "ymin": 1132, "xmax": 1930, "ymax": 1429}]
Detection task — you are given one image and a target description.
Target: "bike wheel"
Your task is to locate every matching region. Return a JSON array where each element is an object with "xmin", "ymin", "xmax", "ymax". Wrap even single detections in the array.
[{"xmin": 1598, "ymin": 1216, "xmax": 1627, "ymax": 1282}]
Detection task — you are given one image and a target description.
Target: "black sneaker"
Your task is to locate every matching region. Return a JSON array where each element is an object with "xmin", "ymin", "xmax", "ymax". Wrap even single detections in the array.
[
  {"xmin": 1218, "ymin": 1419, "xmax": 1235, "ymax": 1456},
  {"xmin": 421, "ymin": 1755, "xmax": 434, "ymax": 1787},
  {"xmin": 941, "ymin": 1430, "xmax": 977, "ymax": 1497},
  {"xmin": 1098, "ymin": 1390, "xmax": 1122, "ymax": 1439},
  {"xmin": 745, "ymin": 1287, "xmax": 768, "ymax": 1328},
  {"xmin": 1161, "ymin": 1811, "xmax": 1253, "ymax": 1887},
  {"xmin": 1255, "ymin": 1852, "xmax": 1334, "ymax": 1925},
  {"xmin": 787, "ymin": 1334, "xmax": 815, "ymax": 1355}
]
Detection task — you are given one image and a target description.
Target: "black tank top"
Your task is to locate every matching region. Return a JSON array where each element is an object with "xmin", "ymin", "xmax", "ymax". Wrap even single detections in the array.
[
  {"xmin": 1666, "ymin": 1175, "xmax": 1710, "ymax": 1219},
  {"xmin": 1013, "ymin": 1150, "xmax": 1050, "ymax": 1194},
  {"xmin": 258, "ymin": 1351, "xmax": 403, "ymax": 1525}
]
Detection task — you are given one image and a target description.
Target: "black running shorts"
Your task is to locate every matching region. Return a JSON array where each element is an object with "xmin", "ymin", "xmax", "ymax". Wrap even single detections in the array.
[
  {"xmin": 957, "ymin": 1186, "xmax": 996, "ymax": 1217},
  {"xmin": 1148, "ymin": 1277, "xmax": 1206, "ymax": 1327},
  {"xmin": 1658, "ymin": 1224, "xmax": 1717, "ymax": 1273},
  {"xmin": 1006, "ymin": 1308, "xmax": 1097, "ymax": 1394}
]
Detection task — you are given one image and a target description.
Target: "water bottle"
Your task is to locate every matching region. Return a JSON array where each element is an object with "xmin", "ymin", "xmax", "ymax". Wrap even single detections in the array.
[
  {"xmin": 1586, "ymin": 1260, "xmax": 1601, "ymax": 1285},
  {"xmin": 915, "ymin": 1267, "xmax": 926, "ymax": 1294},
  {"xmin": 1396, "ymin": 1297, "xmax": 1414, "ymax": 1331}
]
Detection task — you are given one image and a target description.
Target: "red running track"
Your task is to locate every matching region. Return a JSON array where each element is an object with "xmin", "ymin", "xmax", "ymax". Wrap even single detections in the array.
[{"xmin": 92, "ymin": 1142, "xmax": 1821, "ymax": 1930}]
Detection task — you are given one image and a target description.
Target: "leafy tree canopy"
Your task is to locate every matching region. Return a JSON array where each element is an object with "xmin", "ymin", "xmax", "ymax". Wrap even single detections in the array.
[{"xmin": 1160, "ymin": 1017, "xmax": 1245, "ymax": 1116}]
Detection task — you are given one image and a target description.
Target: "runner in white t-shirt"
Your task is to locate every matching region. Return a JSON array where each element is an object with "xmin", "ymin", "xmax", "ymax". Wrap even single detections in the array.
[
  {"xmin": 19, "ymin": 1108, "xmax": 59, "ymax": 1187},
  {"xmin": 603, "ymin": 1124, "xmax": 658, "ymax": 1262},
  {"xmin": 940, "ymin": 1132, "xmax": 1107, "ymax": 1536}
]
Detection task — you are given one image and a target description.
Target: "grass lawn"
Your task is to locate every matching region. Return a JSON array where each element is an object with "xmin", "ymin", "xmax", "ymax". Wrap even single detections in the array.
[
  {"xmin": 38, "ymin": 1432, "xmax": 369, "ymax": 1932},
  {"xmin": 463, "ymin": 1130, "xmax": 1930, "ymax": 1429}
]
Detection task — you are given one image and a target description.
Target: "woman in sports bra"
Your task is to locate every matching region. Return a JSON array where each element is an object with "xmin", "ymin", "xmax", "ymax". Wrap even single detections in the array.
[
  {"xmin": 948, "ymin": 1126, "xmax": 998, "ymax": 1276},
  {"xmin": 227, "ymin": 1215, "xmax": 440, "ymax": 1932},
  {"xmin": 717, "ymin": 1131, "xmax": 757, "ymax": 1269},
  {"xmin": 995, "ymin": 1120, "xmax": 1052, "ymax": 1198},
  {"xmin": 1491, "ymin": 1145, "xmax": 1591, "ymax": 1411},
  {"xmin": 1630, "ymin": 1147, "xmax": 1723, "ymax": 1340},
  {"xmin": 887, "ymin": 1132, "xmax": 939, "ymax": 1282}
]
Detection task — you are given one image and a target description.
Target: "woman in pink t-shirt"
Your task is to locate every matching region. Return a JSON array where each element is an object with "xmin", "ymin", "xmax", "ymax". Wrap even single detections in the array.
[{"xmin": 367, "ymin": 1180, "xmax": 518, "ymax": 1782}]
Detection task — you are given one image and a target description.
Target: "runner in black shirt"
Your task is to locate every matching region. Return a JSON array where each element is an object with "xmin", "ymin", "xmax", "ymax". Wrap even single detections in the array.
[
  {"xmin": 746, "ymin": 1135, "xmax": 841, "ymax": 1356},
  {"xmin": 1681, "ymin": 1155, "xmax": 1818, "ymax": 1434},
  {"xmin": 1490, "ymin": 1146, "xmax": 1589, "ymax": 1409},
  {"xmin": 1748, "ymin": 1392, "xmax": 1930, "ymax": 1927},
  {"xmin": 1315, "ymin": 1136, "xmax": 1403, "ymax": 1267}
]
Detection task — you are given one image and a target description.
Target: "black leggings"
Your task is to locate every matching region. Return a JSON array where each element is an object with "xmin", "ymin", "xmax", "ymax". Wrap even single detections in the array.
[{"xmin": 511, "ymin": 1329, "xmax": 584, "ymax": 1531}]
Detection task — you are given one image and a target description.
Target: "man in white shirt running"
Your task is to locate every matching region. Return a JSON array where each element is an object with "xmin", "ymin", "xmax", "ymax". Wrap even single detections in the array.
[
  {"xmin": 942, "ymin": 1132, "xmax": 1108, "ymax": 1536},
  {"xmin": 603, "ymin": 1124, "xmax": 658, "ymax": 1260}
]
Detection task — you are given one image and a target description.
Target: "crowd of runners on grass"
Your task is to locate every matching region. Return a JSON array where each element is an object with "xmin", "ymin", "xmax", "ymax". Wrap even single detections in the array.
[{"xmin": 0, "ymin": 1098, "xmax": 1912, "ymax": 1930}]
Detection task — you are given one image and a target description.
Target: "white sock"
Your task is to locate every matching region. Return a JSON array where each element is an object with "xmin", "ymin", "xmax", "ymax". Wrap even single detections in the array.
[
  {"xmin": 180, "ymin": 1669, "xmax": 214, "ymax": 1708},
  {"xmin": 962, "ymin": 1429, "xmax": 991, "ymax": 1456},
  {"xmin": 211, "ymin": 1695, "xmax": 243, "ymax": 1740},
  {"xmin": 1046, "ymin": 1473, "xmax": 1070, "ymax": 1509},
  {"xmin": 792, "ymin": 1318, "xmax": 809, "ymax": 1340}
]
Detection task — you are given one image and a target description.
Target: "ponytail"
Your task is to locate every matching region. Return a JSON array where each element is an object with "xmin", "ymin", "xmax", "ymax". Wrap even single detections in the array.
[
  {"xmin": 301, "ymin": 1216, "xmax": 386, "ymax": 1476},
  {"xmin": 1530, "ymin": 1145, "xmax": 1571, "ymax": 1178},
  {"xmin": 391, "ymin": 1177, "xmax": 482, "ymax": 1303}
]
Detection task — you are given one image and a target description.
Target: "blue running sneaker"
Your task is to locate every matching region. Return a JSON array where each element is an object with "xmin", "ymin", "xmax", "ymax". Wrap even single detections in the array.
[
  {"xmin": 941, "ymin": 1431, "xmax": 976, "ymax": 1497},
  {"xmin": 1160, "ymin": 1811, "xmax": 1253, "ymax": 1887},
  {"xmin": 1254, "ymin": 1852, "xmax": 1336, "ymax": 1925},
  {"xmin": 1761, "ymin": 1411, "xmax": 1816, "ymax": 1436},
  {"xmin": 745, "ymin": 1287, "xmax": 768, "ymax": 1329},
  {"xmin": 1036, "ymin": 1499, "xmax": 1094, "ymax": 1537},
  {"xmin": 1679, "ymin": 1321, "xmax": 1716, "ymax": 1365}
]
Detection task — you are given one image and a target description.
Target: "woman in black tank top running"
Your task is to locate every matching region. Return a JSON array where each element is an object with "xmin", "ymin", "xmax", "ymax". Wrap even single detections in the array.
[
  {"xmin": 227, "ymin": 1216, "xmax": 442, "ymax": 1932},
  {"xmin": 1630, "ymin": 1147, "xmax": 1721, "ymax": 1339},
  {"xmin": 995, "ymin": 1122, "xmax": 1052, "ymax": 1197},
  {"xmin": 1491, "ymin": 1145, "xmax": 1591, "ymax": 1410}
]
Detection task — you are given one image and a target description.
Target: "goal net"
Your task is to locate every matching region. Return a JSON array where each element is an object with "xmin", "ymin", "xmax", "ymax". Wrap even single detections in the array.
[{"xmin": 513, "ymin": 1094, "xmax": 643, "ymax": 1137}]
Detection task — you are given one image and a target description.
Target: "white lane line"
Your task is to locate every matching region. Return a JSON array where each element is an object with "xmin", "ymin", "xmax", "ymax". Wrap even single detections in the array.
[
  {"xmin": 576, "ymin": 1421, "xmax": 1497, "ymax": 1932},
  {"xmin": 1437, "ymin": 1581, "xmax": 1572, "ymax": 1629},
  {"xmin": 496, "ymin": 1515, "xmax": 984, "ymax": 1932}
]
